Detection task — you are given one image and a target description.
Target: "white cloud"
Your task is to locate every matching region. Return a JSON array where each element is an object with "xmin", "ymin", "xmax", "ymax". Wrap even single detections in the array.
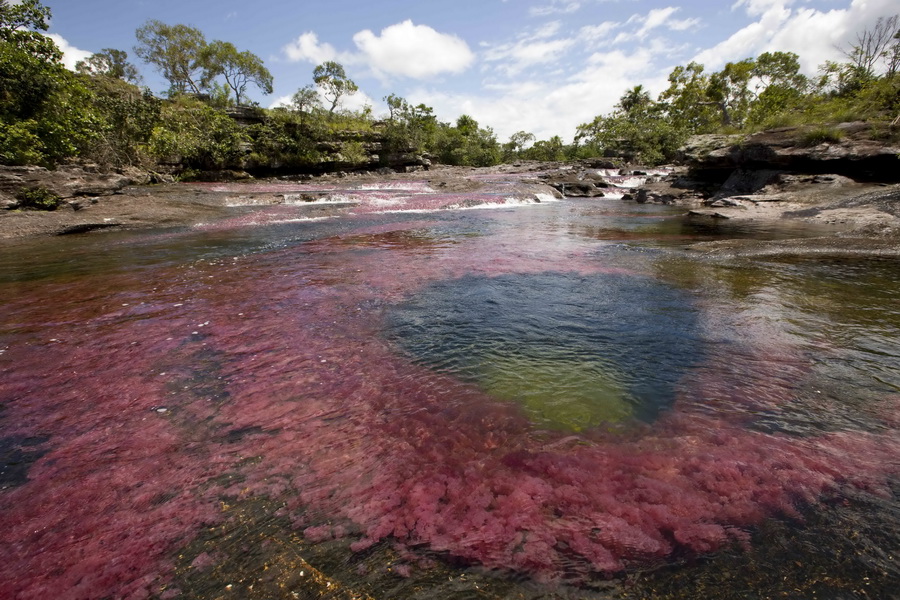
[
  {"xmin": 46, "ymin": 33, "xmax": 92, "ymax": 71},
  {"xmin": 411, "ymin": 43, "xmax": 669, "ymax": 143},
  {"xmin": 482, "ymin": 23, "xmax": 576, "ymax": 76},
  {"xmin": 530, "ymin": 1, "xmax": 582, "ymax": 17},
  {"xmin": 578, "ymin": 21, "xmax": 621, "ymax": 48},
  {"xmin": 285, "ymin": 21, "xmax": 475, "ymax": 81},
  {"xmin": 695, "ymin": 0, "xmax": 900, "ymax": 73},
  {"xmin": 352, "ymin": 20, "xmax": 474, "ymax": 79},
  {"xmin": 283, "ymin": 32, "xmax": 339, "ymax": 64},
  {"xmin": 618, "ymin": 7, "xmax": 702, "ymax": 41}
]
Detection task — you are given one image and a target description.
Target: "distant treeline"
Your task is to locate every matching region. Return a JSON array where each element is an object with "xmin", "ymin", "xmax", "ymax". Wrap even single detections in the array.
[{"xmin": 1, "ymin": 0, "xmax": 897, "ymax": 172}]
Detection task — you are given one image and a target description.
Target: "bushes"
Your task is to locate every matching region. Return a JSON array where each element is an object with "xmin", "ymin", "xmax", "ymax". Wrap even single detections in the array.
[
  {"xmin": 14, "ymin": 186, "xmax": 61, "ymax": 210},
  {"xmin": 84, "ymin": 77, "xmax": 161, "ymax": 167},
  {"xmin": 798, "ymin": 126, "xmax": 846, "ymax": 147},
  {"xmin": 148, "ymin": 96, "xmax": 246, "ymax": 169}
]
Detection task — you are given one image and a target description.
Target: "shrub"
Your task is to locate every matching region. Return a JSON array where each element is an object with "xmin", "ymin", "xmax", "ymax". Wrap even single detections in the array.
[
  {"xmin": 799, "ymin": 126, "xmax": 845, "ymax": 147},
  {"xmin": 15, "ymin": 186, "xmax": 61, "ymax": 210}
]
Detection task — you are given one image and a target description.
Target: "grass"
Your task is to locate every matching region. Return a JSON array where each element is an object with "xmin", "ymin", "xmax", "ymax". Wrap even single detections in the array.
[{"xmin": 798, "ymin": 126, "xmax": 846, "ymax": 147}]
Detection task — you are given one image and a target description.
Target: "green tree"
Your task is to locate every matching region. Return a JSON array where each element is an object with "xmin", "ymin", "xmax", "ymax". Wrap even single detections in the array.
[
  {"xmin": 134, "ymin": 20, "xmax": 208, "ymax": 95},
  {"xmin": 75, "ymin": 48, "xmax": 142, "ymax": 84},
  {"xmin": 433, "ymin": 115, "xmax": 500, "ymax": 166},
  {"xmin": 576, "ymin": 87, "xmax": 682, "ymax": 164},
  {"xmin": 502, "ymin": 130, "xmax": 535, "ymax": 161},
  {"xmin": 148, "ymin": 96, "xmax": 246, "ymax": 169},
  {"xmin": 658, "ymin": 62, "xmax": 719, "ymax": 133},
  {"xmin": 523, "ymin": 136, "xmax": 564, "ymax": 161},
  {"xmin": 202, "ymin": 40, "xmax": 272, "ymax": 105},
  {"xmin": 84, "ymin": 76, "xmax": 161, "ymax": 166},
  {"xmin": 707, "ymin": 59, "xmax": 755, "ymax": 127},
  {"xmin": 747, "ymin": 51, "xmax": 808, "ymax": 125},
  {"xmin": 289, "ymin": 84, "xmax": 320, "ymax": 125},
  {"xmin": 384, "ymin": 93, "xmax": 405, "ymax": 121},
  {"xmin": 313, "ymin": 61, "xmax": 358, "ymax": 113},
  {"xmin": 1, "ymin": 0, "xmax": 101, "ymax": 165}
]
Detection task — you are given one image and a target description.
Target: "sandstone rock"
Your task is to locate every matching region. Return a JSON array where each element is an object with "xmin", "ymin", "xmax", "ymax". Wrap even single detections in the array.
[
  {"xmin": 680, "ymin": 123, "xmax": 900, "ymax": 182},
  {"xmin": 0, "ymin": 164, "xmax": 145, "ymax": 200}
]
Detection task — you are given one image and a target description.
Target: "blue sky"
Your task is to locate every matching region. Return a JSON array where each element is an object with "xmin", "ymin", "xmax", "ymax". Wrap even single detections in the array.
[{"xmin": 45, "ymin": 0, "xmax": 898, "ymax": 142}]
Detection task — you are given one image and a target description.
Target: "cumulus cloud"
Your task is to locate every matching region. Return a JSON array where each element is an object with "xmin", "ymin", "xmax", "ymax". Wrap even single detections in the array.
[
  {"xmin": 411, "ymin": 42, "xmax": 670, "ymax": 143},
  {"xmin": 695, "ymin": 0, "xmax": 899, "ymax": 73},
  {"xmin": 352, "ymin": 20, "xmax": 474, "ymax": 79},
  {"xmin": 283, "ymin": 32, "xmax": 339, "ymax": 64},
  {"xmin": 284, "ymin": 21, "xmax": 474, "ymax": 81},
  {"xmin": 46, "ymin": 33, "xmax": 92, "ymax": 71}
]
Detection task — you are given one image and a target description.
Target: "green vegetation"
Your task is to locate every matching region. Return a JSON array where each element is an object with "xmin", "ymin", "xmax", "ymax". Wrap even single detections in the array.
[
  {"xmin": 15, "ymin": 186, "xmax": 61, "ymax": 210},
  {"xmin": 562, "ymin": 16, "xmax": 900, "ymax": 165},
  {"xmin": 1, "ymin": 1, "xmax": 897, "ymax": 175},
  {"xmin": 799, "ymin": 126, "xmax": 846, "ymax": 147}
]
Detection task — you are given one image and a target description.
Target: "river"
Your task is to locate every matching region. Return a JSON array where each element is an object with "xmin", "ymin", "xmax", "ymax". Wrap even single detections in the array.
[{"xmin": 1, "ymin": 174, "xmax": 898, "ymax": 599}]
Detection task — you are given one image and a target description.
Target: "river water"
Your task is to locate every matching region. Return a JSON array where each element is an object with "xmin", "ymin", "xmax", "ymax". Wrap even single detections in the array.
[{"xmin": 1, "ymin": 175, "xmax": 898, "ymax": 599}]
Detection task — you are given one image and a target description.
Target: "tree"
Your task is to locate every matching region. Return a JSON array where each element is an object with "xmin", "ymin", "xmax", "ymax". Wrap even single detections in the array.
[
  {"xmin": 658, "ymin": 62, "xmax": 719, "ymax": 134},
  {"xmin": 575, "ymin": 87, "xmax": 683, "ymax": 164},
  {"xmin": 134, "ymin": 20, "xmax": 208, "ymax": 95},
  {"xmin": 1, "ymin": 0, "xmax": 101, "ymax": 165},
  {"xmin": 0, "ymin": 0, "xmax": 58, "ymax": 59},
  {"xmin": 75, "ymin": 48, "xmax": 141, "ymax": 84},
  {"xmin": 747, "ymin": 51, "xmax": 808, "ymax": 125},
  {"xmin": 148, "ymin": 96, "xmax": 246, "ymax": 169},
  {"xmin": 888, "ymin": 29, "xmax": 900, "ymax": 77},
  {"xmin": 291, "ymin": 85, "xmax": 320, "ymax": 115},
  {"xmin": 524, "ymin": 136, "xmax": 564, "ymax": 162},
  {"xmin": 707, "ymin": 59, "xmax": 755, "ymax": 127},
  {"xmin": 312, "ymin": 61, "xmax": 357, "ymax": 113},
  {"xmin": 502, "ymin": 130, "xmax": 535, "ymax": 161},
  {"xmin": 202, "ymin": 41, "xmax": 272, "ymax": 105},
  {"xmin": 839, "ymin": 14, "xmax": 899, "ymax": 79},
  {"xmin": 384, "ymin": 93, "xmax": 405, "ymax": 121},
  {"xmin": 433, "ymin": 115, "xmax": 500, "ymax": 167}
]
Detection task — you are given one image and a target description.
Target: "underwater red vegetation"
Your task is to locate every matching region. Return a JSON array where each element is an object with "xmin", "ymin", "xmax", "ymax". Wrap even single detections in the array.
[{"xmin": 1, "ymin": 203, "xmax": 898, "ymax": 598}]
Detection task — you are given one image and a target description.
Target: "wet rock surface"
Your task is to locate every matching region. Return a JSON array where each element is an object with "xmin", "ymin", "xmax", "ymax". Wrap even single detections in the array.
[{"xmin": 2, "ymin": 146, "xmax": 899, "ymax": 255}]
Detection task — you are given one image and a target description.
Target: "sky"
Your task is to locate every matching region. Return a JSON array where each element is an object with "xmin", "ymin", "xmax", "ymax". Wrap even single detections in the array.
[{"xmin": 43, "ymin": 0, "xmax": 899, "ymax": 142}]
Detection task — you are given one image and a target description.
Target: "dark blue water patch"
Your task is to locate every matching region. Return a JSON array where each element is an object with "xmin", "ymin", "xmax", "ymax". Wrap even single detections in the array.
[{"xmin": 383, "ymin": 271, "xmax": 704, "ymax": 430}]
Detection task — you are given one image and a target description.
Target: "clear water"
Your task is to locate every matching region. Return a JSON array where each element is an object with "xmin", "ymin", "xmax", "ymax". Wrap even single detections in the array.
[{"xmin": 0, "ymin": 186, "xmax": 897, "ymax": 599}]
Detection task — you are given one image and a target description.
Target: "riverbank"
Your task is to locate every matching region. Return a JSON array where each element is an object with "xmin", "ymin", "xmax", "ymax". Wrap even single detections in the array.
[{"xmin": 2, "ymin": 155, "xmax": 899, "ymax": 257}]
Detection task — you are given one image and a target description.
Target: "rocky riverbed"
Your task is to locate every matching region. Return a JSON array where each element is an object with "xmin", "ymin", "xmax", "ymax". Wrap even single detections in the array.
[{"xmin": 2, "ymin": 123, "xmax": 899, "ymax": 255}]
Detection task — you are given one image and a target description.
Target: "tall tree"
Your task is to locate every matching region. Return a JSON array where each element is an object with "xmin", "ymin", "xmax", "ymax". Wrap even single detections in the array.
[
  {"xmin": 707, "ymin": 58, "xmax": 755, "ymax": 127},
  {"xmin": 312, "ymin": 61, "xmax": 357, "ymax": 113},
  {"xmin": 202, "ymin": 41, "xmax": 272, "ymax": 105},
  {"xmin": 0, "ymin": 0, "xmax": 58, "ymax": 62},
  {"xmin": 839, "ymin": 14, "xmax": 899, "ymax": 79},
  {"xmin": 575, "ymin": 87, "xmax": 682, "ymax": 164},
  {"xmin": 1, "ymin": 0, "xmax": 98, "ymax": 165},
  {"xmin": 1, "ymin": 0, "xmax": 60, "ymax": 121},
  {"xmin": 134, "ymin": 20, "xmax": 208, "ymax": 95},
  {"xmin": 75, "ymin": 48, "xmax": 142, "ymax": 84},
  {"xmin": 747, "ymin": 51, "xmax": 808, "ymax": 125}
]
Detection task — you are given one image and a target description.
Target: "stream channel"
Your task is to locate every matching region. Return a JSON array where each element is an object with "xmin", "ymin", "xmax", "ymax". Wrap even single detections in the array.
[{"xmin": 1, "ymin": 172, "xmax": 898, "ymax": 599}]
